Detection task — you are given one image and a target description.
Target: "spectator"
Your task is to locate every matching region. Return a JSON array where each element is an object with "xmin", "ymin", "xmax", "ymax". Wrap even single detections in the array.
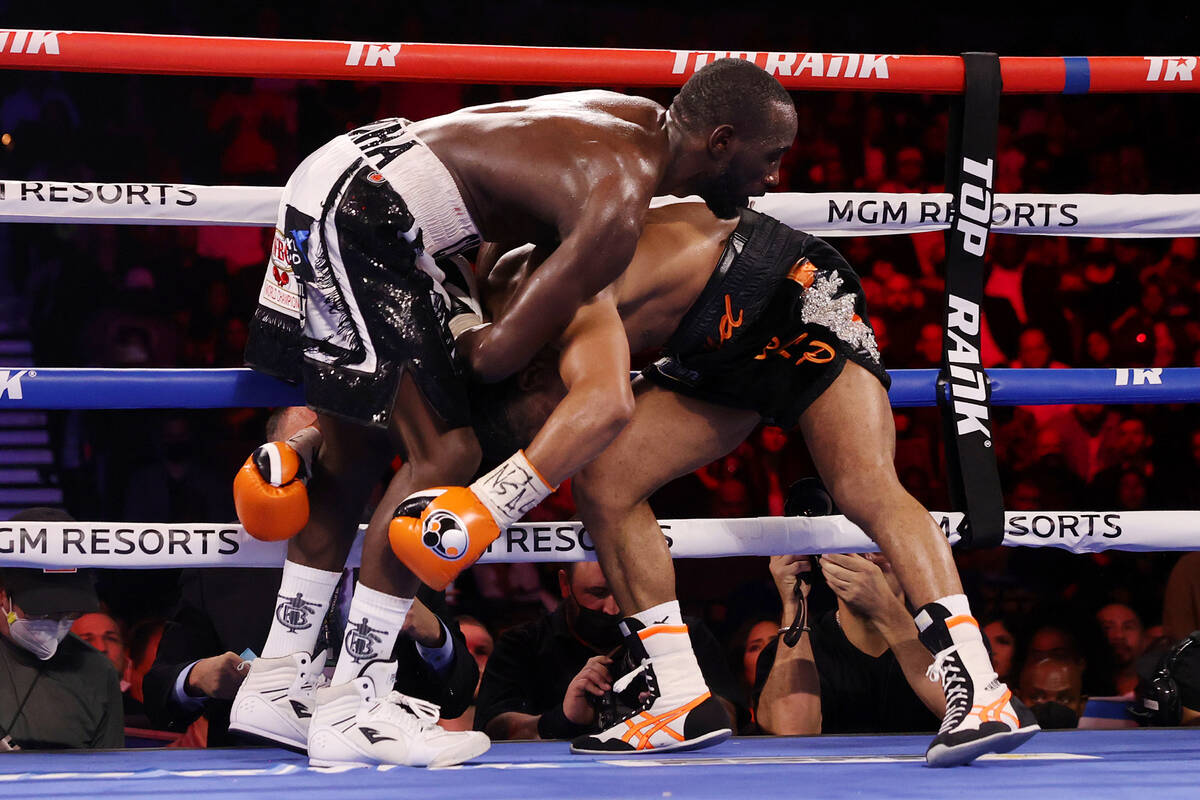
[
  {"xmin": 755, "ymin": 554, "xmax": 943, "ymax": 735},
  {"xmin": 474, "ymin": 561, "xmax": 741, "ymax": 740},
  {"xmin": 1045, "ymin": 404, "xmax": 1120, "ymax": 483},
  {"xmin": 71, "ymin": 611, "xmax": 152, "ymax": 726},
  {"xmin": 1018, "ymin": 657, "xmax": 1086, "ymax": 729},
  {"xmin": 982, "ymin": 617, "xmax": 1018, "ymax": 685},
  {"xmin": 72, "ymin": 611, "xmax": 129, "ymax": 679},
  {"xmin": 1026, "ymin": 624, "xmax": 1084, "ymax": 665},
  {"xmin": 0, "ymin": 510, "xmax": 123, "ymax": 750},
  {"xmin": 740, "ymin": 618, "xmax": 779, "ymax": 694},
  {"xmin": 1015, "ymin": 427, "xmax": 1087, "ymax": 508},
  {"xmin": 143, "ymin": 566, "xmax": 477, "ymax": 746},
  {"xmin": 1089, "ymin": 416, "xmax": 1155, "ymax": 507},
  {"xmin": 1096, "ymin": 603, "xmax": 1146, "ymax": 696}
]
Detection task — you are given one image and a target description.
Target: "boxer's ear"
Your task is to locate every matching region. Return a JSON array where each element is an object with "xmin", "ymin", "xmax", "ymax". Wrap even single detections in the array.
[{"xmin": 707, "ymin": 124, "xmax": 735, "ymax": 157}]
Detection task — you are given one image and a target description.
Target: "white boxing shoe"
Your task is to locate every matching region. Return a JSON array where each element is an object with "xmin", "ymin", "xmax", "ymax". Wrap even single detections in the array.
[
  {"xmin": 228, "ymin": 650, "xmax": 328, "ymax": 750},
  {"xmin": 307, "ymin": 659, "xmax": 491, "ymax": 768},
  {"xmin": 570, "ymin": 620, "xmax": 731, "ymax": 754}
]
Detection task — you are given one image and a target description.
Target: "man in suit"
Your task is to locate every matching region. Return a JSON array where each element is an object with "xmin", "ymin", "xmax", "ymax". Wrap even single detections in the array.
[{"xmin": 142, "ymin": 567, "xmax": 478, "ymax": 745}]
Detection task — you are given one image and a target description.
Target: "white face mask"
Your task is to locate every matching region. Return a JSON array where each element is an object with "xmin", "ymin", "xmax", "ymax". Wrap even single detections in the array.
[{"xmin": 5, "ymin": 601, "xmax": 73, "ymax": 661}]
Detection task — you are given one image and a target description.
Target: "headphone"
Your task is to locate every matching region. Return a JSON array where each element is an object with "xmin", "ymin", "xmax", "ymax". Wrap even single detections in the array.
[{"xmin": 1129, "ymin": 631, "xmax": 1200, "ymax": 726}]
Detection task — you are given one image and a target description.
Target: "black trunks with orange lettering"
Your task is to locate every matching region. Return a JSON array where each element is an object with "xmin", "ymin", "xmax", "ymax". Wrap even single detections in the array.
[{"xmin": 642, "ymin": 208, "xmax": 890, "ymax": 429}]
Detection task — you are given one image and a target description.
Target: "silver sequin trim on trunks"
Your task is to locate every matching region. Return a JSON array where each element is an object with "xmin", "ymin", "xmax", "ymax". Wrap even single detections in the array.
[{"xmin": 799, "ymin": 272, "xmax": 881, "ymax": 364}]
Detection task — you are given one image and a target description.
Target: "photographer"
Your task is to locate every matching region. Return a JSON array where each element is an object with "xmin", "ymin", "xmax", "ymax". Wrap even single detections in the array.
[
  {"xmin": 475, "ymin": 561, "xmax": 741, "ymax": 740},
  {"xmin": 755, "ymin": 553, "xmax": 944, "ymax": 735}
]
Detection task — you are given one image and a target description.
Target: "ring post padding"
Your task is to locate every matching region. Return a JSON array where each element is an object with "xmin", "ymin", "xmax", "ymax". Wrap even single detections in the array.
[{"xmin": 939, "ymin": 52, "xmax": 1005, "ymax": 549}]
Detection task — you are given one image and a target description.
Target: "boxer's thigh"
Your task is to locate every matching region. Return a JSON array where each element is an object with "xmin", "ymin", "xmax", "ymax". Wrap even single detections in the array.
[
  {"xmin": 797, "ymin": 359, "xmax": 899, "ymax": 505},
  {"xmin": 575, "ymin": 380, "xmax": 761, "ymax": 510}
]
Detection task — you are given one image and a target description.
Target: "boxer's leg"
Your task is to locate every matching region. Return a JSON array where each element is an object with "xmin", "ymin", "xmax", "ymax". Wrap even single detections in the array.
[
  {"xmin": 574, "ymin": 381, "xmax": 759, "ymax": 615},
  {"xmin": 232, "ymin": 411, "xmax": 393, "ymax": 748},
  {"xmin": 571, "ymin": 381, "xmax": 758, "ymax": 754},
  {"xmin": 798, "ymin": 360, "xmax": 1037, "ymax": 766},
  {"xmin": 309, "ymin": 372, "xmax": 489, "ymax": 767},
  {"xmin": 796, "ymin": 360, "xmax": 956, "ymax": 608},
  {"xmin": 330, "ymin": 370, "xmax": 479, "ymax": 682}
]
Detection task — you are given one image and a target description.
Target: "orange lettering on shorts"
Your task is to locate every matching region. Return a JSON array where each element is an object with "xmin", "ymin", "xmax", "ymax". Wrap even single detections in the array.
[
  {"xmin": 800, "ymin": 340, "xmax": 835, "ymax": 364},
  {"xmin": 718, "ymin": 294, "xmax": 743, "ymax": 345},
  {"xmin": 755, "ymin": 332, "xmax": 835, "ymax": 365}
]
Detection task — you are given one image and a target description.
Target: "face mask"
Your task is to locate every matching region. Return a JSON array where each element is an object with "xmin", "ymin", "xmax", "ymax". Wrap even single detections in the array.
[
  {"xmin": 567, "ymin": 593, "xmax": 623, "ymax": 651},
  {"xmin": 1031, "ymin": 701, "xmax": 1079, "ymax": 730},
  {"xmin": 5, "ymin": 602, "xmax": 73, "ymax": 661}
]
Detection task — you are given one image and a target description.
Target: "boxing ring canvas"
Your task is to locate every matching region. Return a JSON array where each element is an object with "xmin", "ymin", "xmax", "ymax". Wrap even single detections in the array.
[{"xmin": 3, "ymin": 730, "xmax": 1199, "ymax": 799}]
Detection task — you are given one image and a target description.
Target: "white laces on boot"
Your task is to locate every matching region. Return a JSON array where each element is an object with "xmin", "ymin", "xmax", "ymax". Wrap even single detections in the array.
[
  {"xmin": 613, "ymin": 659, "xmax": 653, "ymax": 694},
  {"xmin": 927, "ymin": 645, "xmax": 970, "ymax": 732},
  {"xmin": 374, "ymin": 691, "xmax": 442, "ymax": 731}
]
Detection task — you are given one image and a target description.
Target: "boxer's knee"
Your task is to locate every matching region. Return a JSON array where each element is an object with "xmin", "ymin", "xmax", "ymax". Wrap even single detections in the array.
[
  {"xmin": 824, "ymin": 465, "xmax": 908, "ymax": 535},
  {"xmin": 409, "ymin": 426, "xmax": 481, "ymax": 487}
]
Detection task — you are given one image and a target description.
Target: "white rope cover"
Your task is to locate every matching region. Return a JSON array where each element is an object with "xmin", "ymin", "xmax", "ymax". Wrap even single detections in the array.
[
  {"xmin": 1, "ymin": 511, "xmax": 1195, "ymax": 571},
  {"xmin": 3, "ymin": 181, "xmax": 1200, "ymax": 237}
]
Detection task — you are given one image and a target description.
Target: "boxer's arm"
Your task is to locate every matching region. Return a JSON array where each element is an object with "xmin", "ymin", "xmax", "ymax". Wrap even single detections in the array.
[
  {"xmin": 523, "ymin": 292, "xmax": 633, "ymax": 488},
  {"xmin": 461, "ymin": 178, "xmax": 642, "ymax": 382}
]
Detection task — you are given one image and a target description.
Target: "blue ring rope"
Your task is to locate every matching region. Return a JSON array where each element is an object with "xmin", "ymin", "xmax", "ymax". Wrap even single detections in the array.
[{"xmin": 0, "ymin": 367, "xmax": 1193, "ymax": 409}]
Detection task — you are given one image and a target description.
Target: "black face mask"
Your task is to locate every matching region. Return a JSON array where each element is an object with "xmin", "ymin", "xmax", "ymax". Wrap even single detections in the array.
[
  {"xmin": 1031, "ymin": 701, "xmax": 1079, "ymax": 729},
  {"xmin": 567, "ymin": 593, "xmax": 623, "ymax": 651}
]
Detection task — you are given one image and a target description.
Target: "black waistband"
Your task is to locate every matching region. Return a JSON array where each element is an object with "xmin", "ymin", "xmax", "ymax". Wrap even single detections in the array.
[{"xmin": 666, "ymin": 207, "xmax": 810, "ymax": 356}]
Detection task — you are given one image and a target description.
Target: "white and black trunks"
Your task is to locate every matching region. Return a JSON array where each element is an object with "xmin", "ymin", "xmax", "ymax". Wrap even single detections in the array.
[{"xmin": 246, "ymin": 118, "xmax": 481, "ymax": 428}]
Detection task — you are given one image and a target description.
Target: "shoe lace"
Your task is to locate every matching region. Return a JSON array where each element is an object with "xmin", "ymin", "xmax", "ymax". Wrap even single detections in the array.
[
  {"xmin": 926, "ymin": 645, "xmax": 970, "ymax": 733},
  {"xmin": 613, "ymin": 659, "xmax": 652, "ymax": 695},
  {"xmin": 596, "ymin": 657, "xmax": 663, "ymax": 730},
  {"xmin": 300, "ymin": 670, "xmax": 329, "ymax": 694},
  {"xmin": 376, "ymin": 691, "xmax": 442, "ymax": 731}
]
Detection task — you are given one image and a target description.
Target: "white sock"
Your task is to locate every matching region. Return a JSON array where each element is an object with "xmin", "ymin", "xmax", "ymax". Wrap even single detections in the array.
[
  {"xmin": 331, "ymin": 583, "xmax": 413, "ymax": 685},
  {"xmin": 631, "ymin": 600, "xmax": 684, "ymax": 631},
  {"xmin": 915, "ymin": 593, "xmax": 973, "ymax": 632},
  {"xmin": 262, "ymin": 560, "xmax": 342, "ymax": 658}
]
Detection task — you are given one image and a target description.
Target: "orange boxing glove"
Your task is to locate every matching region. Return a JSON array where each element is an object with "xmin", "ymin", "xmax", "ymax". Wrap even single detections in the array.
[
  {"xmin": 389, "ymin": 451, "xmax": 554, "ymax": 590},
  {"xmin": 388, "ymin": 487, "xmax": 500, "ymax": 591},
  {"xmin": 233, "ymin": 427, "xmax": 321, "ymax": 542}
]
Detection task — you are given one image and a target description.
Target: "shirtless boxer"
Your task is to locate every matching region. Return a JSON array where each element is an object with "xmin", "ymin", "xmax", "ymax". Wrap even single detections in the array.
[
  {"xmin": 475, "ymin": 202, "xmax": 1039, "ymax": 764},
  {"xmin": 231, "ymin": 59, "xmax": 797, "ymax": 767}
]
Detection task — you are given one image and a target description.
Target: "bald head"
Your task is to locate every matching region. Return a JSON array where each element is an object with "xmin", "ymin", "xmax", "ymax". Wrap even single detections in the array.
[{"xmin": 1019, "ymin": 657, "xmax": 1085, "ymax": 719}]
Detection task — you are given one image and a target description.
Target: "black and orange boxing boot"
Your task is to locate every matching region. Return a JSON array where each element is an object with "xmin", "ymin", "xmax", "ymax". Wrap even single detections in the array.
[
  {"xmin": 570, "ymin": 618, "xmax": 731, "ymax": 754},
  {"xmin": 916, "ymin": 602, "xmax": 1040, "ymax": 766}
]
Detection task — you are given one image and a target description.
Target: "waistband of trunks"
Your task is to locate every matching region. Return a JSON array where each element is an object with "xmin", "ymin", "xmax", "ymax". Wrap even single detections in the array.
[
  {"xmin": 360, "ymin": 122, "xmax": 480, "ymax": 255},
  {"xmin": 666, "ymin": 207, "xmax": 809, "ymax": 355}
]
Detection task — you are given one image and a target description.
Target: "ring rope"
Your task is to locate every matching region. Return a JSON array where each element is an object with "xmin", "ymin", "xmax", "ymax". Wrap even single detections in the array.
[
  {"xmin": 0, "ymin": 367, "xmax": 1190, "ymax": 410},
  {"xmin": 4, "ymin": 183, "xmax": 1200, "ymax": 237},
  {"xmin": 0, "ymin": 31, "xmax": 1196, "ymax": 93},
  {"xmin": 1, "ymin": 512, "xmax": 1196, "ymax": 571}
]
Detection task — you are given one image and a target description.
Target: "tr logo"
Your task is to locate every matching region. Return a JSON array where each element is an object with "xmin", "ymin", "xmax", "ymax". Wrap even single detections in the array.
[
  {"xmin": 344, "ymin": 618, "xmax": 385, "ymax": 663},
  {"xmin": 274, "ymin": 592, "xmax": 319, "ymax": 633}
]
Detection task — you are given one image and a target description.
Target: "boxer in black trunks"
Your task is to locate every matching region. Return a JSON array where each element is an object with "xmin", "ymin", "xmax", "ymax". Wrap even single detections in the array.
[{"xmin": 477, "ymin": 202, "xmax": 1038, "ymax": 764}]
